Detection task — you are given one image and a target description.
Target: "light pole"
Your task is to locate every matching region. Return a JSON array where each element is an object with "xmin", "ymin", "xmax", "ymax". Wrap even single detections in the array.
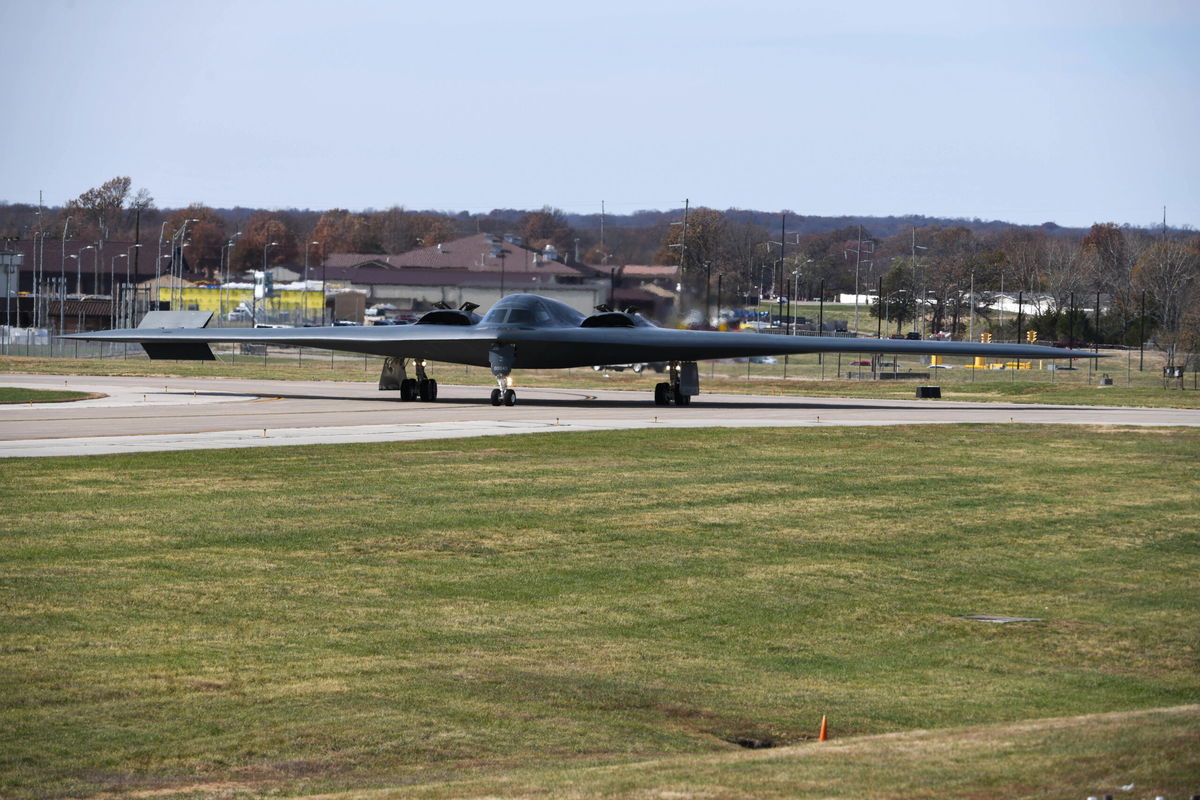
[
  {"xmin": 911, "ymin": 227, "xmax": 927, "ymax": 337},
  {"xmin": 32, "ymin": 231, "xmax": 45, "ymax": 328},
  {"xmin": 110, "ymin": 254, "xmax": 127, "ymax": 328},
  {"xmin": 704, "ymin": 260, "xmax": 712, "ymax": 326},
  {"xmin": 125, "ymin": 244, "xmax": 141, "ymax": 325},
  {"xmin": 304, "ymin": 240, "xmax": 319, "ymax": 325},
  {"xmin": 844, "ymin": 225, "xmax": 874, "ymax": 334},
  {"xmin": 321, "ymin": 245, "xmax": 329, "ymax": 325},
  {"xmin": 256, "ymin": 241, "xmax": 277, "ymax": 326},
  {"xmin": 170, "ymin": 218, "xmax": 199, "ymax": 310},
  {"xmin": 221, "ymin": 232, "xmax": 243, "ymax": 324},
  {"xmin": 67, "ymin": 254, "xmax": 81, "ymax": 332},
  {"xmin": 59, "ymin": 216, "xmax": 72, "ymax": 335},
  {"xmin": 75, "ymin": 244, "xmax": 93, "ymax": 295},
  {"xmin": 155, "ymin": 254, "xmax": 171, "ymax": 312},
  {"xmin": 156, "ymin": 221, "xmax": 168, "ymax": 304}
]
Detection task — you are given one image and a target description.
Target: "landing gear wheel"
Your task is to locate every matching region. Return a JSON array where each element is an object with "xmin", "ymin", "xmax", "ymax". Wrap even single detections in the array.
[
  {"xmin": 417, "ymin": 378, "xmax": 438, "ymax": 401},
  {"xmin": 490, "ymin": 388, "xmax": 502, "ymax": 406},
  {"xmin": 673, "ymin": 388, "xmax": 691, "ymax": 406},
  {"xmin": 654, "ymin": 382, "xmax": 670, "ymax": 406},
  {"xmin": 399, "ymin": 378, "xmax": 417, "ymax": 402},
  {"xmin": 503, "ymin": 388, "xmax": 517, "ymax": 406}
]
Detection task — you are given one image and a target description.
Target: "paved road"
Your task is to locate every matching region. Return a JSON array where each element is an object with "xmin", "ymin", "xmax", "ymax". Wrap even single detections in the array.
[{"xmin": 3, "ymin": 372, "xmax": 1198, "ymax": 458}]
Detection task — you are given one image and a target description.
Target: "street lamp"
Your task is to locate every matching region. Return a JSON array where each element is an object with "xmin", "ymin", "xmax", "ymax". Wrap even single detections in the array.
[
  {"xmin": 31, "ymin": 231, "xmax": 45, "ymax": 328},
  {"xmin": 156, "ymin": 221, "xmax": 168, "ymax": 301},
  {"xmin": 59, "ymin": 216, "xmax": 72, "ymax": 335},
  {"xmin": 304, "ymin": 240, "xmax": 320, "ymax": 325},
  {"xmin": 110, "ymin": 254, "xmax": 127, "ymax": 328},
  {"xmin": 220, "ymin": 232, "xmax": 243, "ymax": 324},
  {"xmin": 170, "ymin": 218, "xmax": 199, "ymax": 310},
  {"xmin": 911, "ymin": 227, "xmax": 927, "ymax": 337},
  {"xmin": 125, "ymin": 244, "xmax": 142, "ymax": 325},
  {"xmin": 256, "ymin": 241, "xmax": 278, "ymax": 325},
  {"xmin": 75, "ymin": 244, "xmax": 94, "ymax": 295},
  {"xmin": 704, "ymin": 260, "xmax": 712, "ymax": 325},
  {"xmin": 321, "ymin": 245, "xmax": 329, "ymax": 325}
]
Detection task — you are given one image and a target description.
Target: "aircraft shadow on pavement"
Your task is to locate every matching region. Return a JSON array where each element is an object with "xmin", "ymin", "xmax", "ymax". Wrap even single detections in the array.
[{"xmin": 240, "ymin": 387, "xmax": 1110, "ymax": 414}]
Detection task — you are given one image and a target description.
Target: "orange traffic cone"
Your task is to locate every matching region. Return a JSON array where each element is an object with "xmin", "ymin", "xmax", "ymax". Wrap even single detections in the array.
[{"xmin": 818, "ymin": 714, "xmax": 828, "ymax": 742}]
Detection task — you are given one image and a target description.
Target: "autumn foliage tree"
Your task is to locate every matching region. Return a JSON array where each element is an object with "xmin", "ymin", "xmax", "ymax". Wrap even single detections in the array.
[
  {"xmin": 312, "ymin": 209, "xmax": 368, "ymax": 254},
  {"xmin": 230, "ymin": 212, "xmax": 297, "ymax": 272},
  {"xmin": 520, "ymin": 207, "xmax": 576, "ymax": 257},
  {"xmin": 164, "ymin": 205, "xmax": 227, "ymax": 277}
]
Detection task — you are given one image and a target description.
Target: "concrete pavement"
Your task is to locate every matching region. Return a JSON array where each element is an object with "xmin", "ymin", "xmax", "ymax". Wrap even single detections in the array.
[{"xmin": 3, "ymin": 372, "xmax": 1198, "ymax": 458}]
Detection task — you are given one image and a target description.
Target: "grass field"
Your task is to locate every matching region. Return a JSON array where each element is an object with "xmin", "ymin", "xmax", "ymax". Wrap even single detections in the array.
[
  {"xmin": 0, "ymin": 387, "xmax": 98, "ymax": 404},
  {"xmin": 2, "ymin": 426, "xmax": 1198, "ymax": 798}
]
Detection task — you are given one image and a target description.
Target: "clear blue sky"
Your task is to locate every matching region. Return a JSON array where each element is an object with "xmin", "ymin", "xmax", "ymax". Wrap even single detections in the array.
[{"xmin": 3, "ymin": 0, "xmax": 1197, "ymax": 228}]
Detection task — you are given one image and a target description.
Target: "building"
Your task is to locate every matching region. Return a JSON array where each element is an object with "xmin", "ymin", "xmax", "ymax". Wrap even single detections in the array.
[{"xmin": 315, "ymin": 233, "xmax": 608, "ymax": 315}]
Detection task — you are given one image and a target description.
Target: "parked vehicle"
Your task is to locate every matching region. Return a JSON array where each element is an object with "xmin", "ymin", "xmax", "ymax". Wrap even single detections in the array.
[{"xmin": 591, "ymin": 362, "xmax": 668, "ymax": 373}]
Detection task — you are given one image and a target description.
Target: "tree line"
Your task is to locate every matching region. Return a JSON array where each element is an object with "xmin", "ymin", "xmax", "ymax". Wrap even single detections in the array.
[{"xmin": 1, "ymin": 177, "xmax": 1196, "ymax": 355}]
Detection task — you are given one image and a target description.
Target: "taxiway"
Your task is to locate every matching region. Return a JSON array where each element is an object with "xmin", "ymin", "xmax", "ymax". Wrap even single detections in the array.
[{"xmin": 2, "ymin": 372, "xmax": 1198, "ymax": 458}]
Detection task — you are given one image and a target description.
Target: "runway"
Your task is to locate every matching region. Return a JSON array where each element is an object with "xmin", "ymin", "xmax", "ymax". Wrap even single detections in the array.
[{"xmin": 3, "ymin": 372, "xmax": 1199, "ymax": 458}]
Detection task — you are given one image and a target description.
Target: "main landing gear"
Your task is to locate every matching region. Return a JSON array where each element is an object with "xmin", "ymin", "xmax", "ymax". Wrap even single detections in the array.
[
  {"xmin": 653, "ymin": 361, "xmax": 699, "ymax": 406},
  {"xmin": 379, "ymin": 357, "xmax": 438, "ymax": 402}
]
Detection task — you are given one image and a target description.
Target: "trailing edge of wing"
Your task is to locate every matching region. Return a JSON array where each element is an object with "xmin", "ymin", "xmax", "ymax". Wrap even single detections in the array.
[{"xmin": 140, "ymin": 342, "xmax": 216, "ymax": 360}]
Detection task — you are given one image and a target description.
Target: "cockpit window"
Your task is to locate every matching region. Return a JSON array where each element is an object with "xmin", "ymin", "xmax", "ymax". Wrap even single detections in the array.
[{"xmin": 480, "ymin": 295, "xmax": 582, "ymax": 327}]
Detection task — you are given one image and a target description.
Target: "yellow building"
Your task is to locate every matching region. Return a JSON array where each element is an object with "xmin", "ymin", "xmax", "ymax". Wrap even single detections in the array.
[{"xmin": 157, "ymin": 286, "xmax": 327, "ymax": 325}]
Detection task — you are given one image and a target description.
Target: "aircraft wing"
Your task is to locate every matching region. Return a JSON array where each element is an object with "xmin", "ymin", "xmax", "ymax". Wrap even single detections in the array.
[
  {"xmin": 494, "ymin": 326, "xmax": 1100, "ymax": 369},
  {"xmin": 64, "ymin": 323, "xmax": 504, "ymax": 365},
  {"xmin": 65, "ymin": 314, "xmax": 1100, "ymax": 369}
]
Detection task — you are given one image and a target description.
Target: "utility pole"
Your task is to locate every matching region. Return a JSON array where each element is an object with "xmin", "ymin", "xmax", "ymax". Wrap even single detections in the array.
[
  {"xmin": 669, "ymin": 199, "xmax": 689, "ymax": 310},
  {"xmin": 59, "ymin": 216, "xmax": 71, "ymax": 338},
  {"xmin": 778, "ymin": 212, "xmax": 786, "ymax": 299},
  {"xmin": 845, "ymin": 225, "xmax": 873, "ymax": 333}
]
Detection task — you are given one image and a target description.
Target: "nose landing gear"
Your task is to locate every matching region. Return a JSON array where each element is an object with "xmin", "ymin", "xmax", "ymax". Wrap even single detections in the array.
[
  {"xmin": 489, "ymin": 343, "xmax": 517, "ymax": 406},
  {"xmin": 490, "ymin": 384, "xmax": 517, "ymax": 406}
]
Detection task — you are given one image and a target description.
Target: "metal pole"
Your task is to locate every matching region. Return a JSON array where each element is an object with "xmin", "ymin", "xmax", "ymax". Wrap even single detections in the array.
[
  {"xmin": 705, "ymin": 261, "xmax": 711, "ymax": 325},
  {"xmin": 1016, "ymin": 291, "xmax": 1024, "ymax": 345},
  {"xmin": 110, "ymin": 255, "xmax": 120, "ymax": 328},
  {"xmin": 778, "ymin": 213, "xmax": 786, "ymax": 299},
  {"xmin": 1139, "ymin": 291, "xmax": 1145, "ymax": 371},
  {"xmin": 853, "ymin": 224, "xmax": 862, "ymax": 333},
  {"xmin": 876, "ymin": 276, "xmax": 883, "ymax": 340},
  {"xmin": 969, "ymin": 271, "xmax": 975, "ymax": 341},
  {"xmin": 157, "ymin": 221, "xmax": 167, "ymax": 310},
  {"xmin": 59, "ymin": 216, "xmax": 71, "ymax": 337},
  {"xmin": 303, "ymin": 242, "xmax": 310, "ymax": 325},
  {"xmin": 818, "ymin": 279, "xmax": 825, "ymax": 336},
  {"xmin": 1068, "ymin": 291, "xmax": 1075, "ymax": 347},
  {"xmin": 32, "ymin": 232, "xmax": 42, "ymax": 329},
  {"xmin": 716, "ymin": 274, "xmax": 722, "ymax": 327}
]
